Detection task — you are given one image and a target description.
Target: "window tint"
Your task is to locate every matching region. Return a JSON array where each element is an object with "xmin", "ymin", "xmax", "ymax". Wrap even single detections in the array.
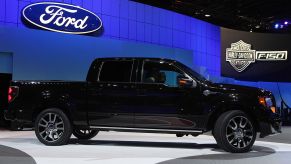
[
  {"xmin": 142, "ymin": 61, "xmax": 184, "ymax": 87},
  {"xmin": 99, "ymin": 60, "xmax": 133, "ymax": 82}
]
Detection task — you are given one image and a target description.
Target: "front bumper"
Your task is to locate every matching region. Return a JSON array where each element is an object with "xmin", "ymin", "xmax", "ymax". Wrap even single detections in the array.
[{"xmin": 259, "ymin": 117, "xmax": 282, "ymax": 138}]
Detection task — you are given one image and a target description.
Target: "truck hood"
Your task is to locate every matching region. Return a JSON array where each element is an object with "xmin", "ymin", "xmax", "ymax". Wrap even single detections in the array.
[{"xmin": 212, "ymin": 83, "xmax": 268, "ymax": 96}]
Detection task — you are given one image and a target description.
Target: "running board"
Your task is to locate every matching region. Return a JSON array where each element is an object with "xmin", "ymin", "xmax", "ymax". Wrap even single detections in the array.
[{"xmin": 90, "ymin": 126, "xmax": 203, "ymax": 134}]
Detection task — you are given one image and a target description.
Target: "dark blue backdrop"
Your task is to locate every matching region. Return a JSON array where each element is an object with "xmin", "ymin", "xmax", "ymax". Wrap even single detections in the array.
[{"xmin": 0, "ymin": 26, "xmax": 194, "ymax": 81}]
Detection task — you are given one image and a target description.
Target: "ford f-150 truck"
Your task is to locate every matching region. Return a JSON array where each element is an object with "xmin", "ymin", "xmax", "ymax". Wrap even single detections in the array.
[{"xmin": 5, "ymin": 57, "xmax": 281, "ymax": 153}]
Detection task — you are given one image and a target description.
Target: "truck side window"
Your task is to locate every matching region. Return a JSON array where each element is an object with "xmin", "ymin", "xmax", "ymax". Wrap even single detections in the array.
[
  {"xmin": 142, "ymin": 61, "xmax": 184, "ymax": 87},
  {"xmin": 98, "ymin": 60, "xmax": 133, "ymax": 82}
]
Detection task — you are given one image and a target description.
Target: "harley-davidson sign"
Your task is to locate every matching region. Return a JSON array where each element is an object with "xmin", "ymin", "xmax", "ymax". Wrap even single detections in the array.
[{"xmin": 226, "ymin": 40, "xmax": 287, "ymax": 72}]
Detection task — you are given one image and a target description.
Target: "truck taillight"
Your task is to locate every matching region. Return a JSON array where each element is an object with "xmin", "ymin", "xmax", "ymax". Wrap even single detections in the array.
[{"xmin": 8, "ymin": 86, "xmax": 19, "ymax": 103}]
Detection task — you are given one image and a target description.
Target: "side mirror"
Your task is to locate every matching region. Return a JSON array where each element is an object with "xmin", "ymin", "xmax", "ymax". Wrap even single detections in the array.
[{"xmin": 177, "ymin": 75, "xmax": 196, "ymax": 88}]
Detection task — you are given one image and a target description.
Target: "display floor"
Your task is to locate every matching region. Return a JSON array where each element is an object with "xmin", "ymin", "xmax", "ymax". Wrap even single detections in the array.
[{"xmin": 0, "ymin": 128, "xmax": 291, "ymax": 164}]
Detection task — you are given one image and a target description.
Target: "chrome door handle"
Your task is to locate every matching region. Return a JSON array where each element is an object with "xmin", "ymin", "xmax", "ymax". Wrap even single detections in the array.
[{"xmin": 203, "ymin": 90, "xmax": 218, "ymax": 96}]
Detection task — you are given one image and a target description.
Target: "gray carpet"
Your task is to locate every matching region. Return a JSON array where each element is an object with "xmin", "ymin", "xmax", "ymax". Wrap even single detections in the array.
[{"xmin": 0, "ymin": 145, "xmax": 36, "ymax": 164}]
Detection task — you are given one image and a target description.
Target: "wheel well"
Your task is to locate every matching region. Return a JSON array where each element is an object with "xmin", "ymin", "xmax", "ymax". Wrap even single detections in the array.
[
  {"xmin": 32, "ymin": 106, "xmax": 73, "ymax": 124},
  {"xmin": 207, "ymin": 107, "xmax": 260, "ymax": 132}
]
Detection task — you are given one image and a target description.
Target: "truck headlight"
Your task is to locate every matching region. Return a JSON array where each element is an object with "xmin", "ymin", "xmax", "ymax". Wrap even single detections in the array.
[{"xmin": 259, "ymin": 96, "xmax": 276, "ymax": 113}]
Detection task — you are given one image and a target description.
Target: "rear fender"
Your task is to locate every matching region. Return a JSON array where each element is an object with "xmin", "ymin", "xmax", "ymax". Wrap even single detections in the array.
[{"xmin": 32, "ymin": 92, "xmax": 77, "ymax": 124}]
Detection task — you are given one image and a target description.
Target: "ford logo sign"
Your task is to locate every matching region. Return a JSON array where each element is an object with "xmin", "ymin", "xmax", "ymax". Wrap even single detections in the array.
[{"xmin": 22, "ymin": 2, "xmax": 102, "ymax": 35}]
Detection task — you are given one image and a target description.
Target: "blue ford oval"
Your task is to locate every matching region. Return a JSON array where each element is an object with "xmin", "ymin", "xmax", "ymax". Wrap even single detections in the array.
[{"xmin": 22, "ymin": 2, "xmax": 102, "ymax": 34}]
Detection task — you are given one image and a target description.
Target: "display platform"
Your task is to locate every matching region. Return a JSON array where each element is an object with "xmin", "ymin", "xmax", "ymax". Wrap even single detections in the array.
[{"xmin": 0, "ymin": 128, "xmax": 291, "ymax": 164}]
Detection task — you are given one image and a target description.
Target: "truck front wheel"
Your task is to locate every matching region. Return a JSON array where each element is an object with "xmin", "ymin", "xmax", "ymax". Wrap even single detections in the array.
[
  {"xmin": 213, "ymin": 110, "xmax": 257, "ymax": 153},
  {"xmin": 35, "ymin": 108, "xmax": 72, "ymax": 146},
  {"xmin": 73, "ymin": 129, "xmax": 99, "ymax": 140}
]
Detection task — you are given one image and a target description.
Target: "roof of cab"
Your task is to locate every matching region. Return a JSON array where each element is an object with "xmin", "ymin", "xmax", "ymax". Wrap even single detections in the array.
[{"xmin": 94, "ymin": 57, "xmax": 177, "ymax": 62}]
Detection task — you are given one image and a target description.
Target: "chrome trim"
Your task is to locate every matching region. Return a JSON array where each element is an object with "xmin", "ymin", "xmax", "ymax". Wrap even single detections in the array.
[
  {"xmin": 97, "ymin": 61, "xmax": 104, "ymax": 82},
  {"xmin": 89, "ymin": 126, "xmax": 203, "ymax": 133},
  {"xmin": 203, "ymin": 90, "xmax": 218, "ymax": 96}
]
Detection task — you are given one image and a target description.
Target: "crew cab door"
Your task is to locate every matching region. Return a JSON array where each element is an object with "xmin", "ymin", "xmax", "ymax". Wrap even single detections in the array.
[
  {"xmin": 134, "ymin": 60, "xmax": 202, "ymax": 130},
  {"xmin": 87, "ymin": 59, "xmax": 137, "ymax": 127}
]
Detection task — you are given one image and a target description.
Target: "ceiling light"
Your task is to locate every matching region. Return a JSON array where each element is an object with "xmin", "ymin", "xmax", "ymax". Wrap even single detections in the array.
[
  {"xmin": 205, "ymin": 14, "xmax": 211, "ymax": 17},
  {"xmin": 274, "ymin": 24, "xmax": 279, "ymax": 29},
  {"xmin": 284, "ymin": 21, "xmax": 288, "ymax": 25}
]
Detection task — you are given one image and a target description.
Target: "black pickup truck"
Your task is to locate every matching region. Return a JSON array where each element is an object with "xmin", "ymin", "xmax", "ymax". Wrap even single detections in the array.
[{"xmin": 5, "ymin": 57, "xmax": 281, "ymax": 153}]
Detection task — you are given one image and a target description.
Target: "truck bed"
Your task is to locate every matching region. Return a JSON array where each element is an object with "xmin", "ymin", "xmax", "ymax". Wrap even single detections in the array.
[{"xmin": 6, "ymin": 80, "xmax": 88, "ymax": 126}]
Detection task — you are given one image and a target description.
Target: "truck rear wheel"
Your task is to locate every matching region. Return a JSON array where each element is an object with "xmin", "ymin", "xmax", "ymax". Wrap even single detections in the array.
[
  {"xmin": 35, "ymin": 108, "xmax": 72, "ymax": 146},
  {"xmin": 213, "ymin": 110, "xmax": 256, "ymax": 153},
  {"xmin": 73, "ymin": 129, "xmax": 99, "ymax": 140}
]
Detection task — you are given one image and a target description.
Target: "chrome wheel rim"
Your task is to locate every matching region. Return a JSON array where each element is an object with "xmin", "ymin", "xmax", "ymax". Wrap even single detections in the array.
[
  {"xmin": 37, "ymin": 113, "xmax": 64, "ymax": 142},
  {"xmin": 226, "ymin": 116, "xmax": 254, "ymax": 149}
]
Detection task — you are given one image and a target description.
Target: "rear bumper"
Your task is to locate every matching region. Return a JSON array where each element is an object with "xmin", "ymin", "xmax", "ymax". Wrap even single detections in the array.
[
  {"xmin": 4, "ymin": 109, "xmax": 32, "ymax": 129},
  {"xmin": 259, "ymin": 117, "xmax": 282, "ymax": 138}
]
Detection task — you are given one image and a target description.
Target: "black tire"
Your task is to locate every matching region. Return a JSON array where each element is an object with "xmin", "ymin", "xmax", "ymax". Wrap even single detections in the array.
[
  {"xmin": 35, "ymin": 108, "xmax": 72, "ymax": 146},
  {"xmin": 213, "ymin": 110, "xmax": 257, "ymax": 153},
  {"xmin": 73, "ymin": 129, "xmax": 99, "ymax": 140}
]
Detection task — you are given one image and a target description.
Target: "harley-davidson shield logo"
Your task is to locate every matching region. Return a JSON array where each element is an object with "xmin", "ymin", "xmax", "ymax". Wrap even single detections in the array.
[{"xmin": 226, "ymin": 40, "xmax": 256, "ymax": 72}]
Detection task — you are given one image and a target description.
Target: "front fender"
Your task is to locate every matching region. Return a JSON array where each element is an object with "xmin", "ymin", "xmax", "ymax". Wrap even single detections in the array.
[{"xmin": 205, "ymin": 92, "xmax": 260, "ymax": 130}]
